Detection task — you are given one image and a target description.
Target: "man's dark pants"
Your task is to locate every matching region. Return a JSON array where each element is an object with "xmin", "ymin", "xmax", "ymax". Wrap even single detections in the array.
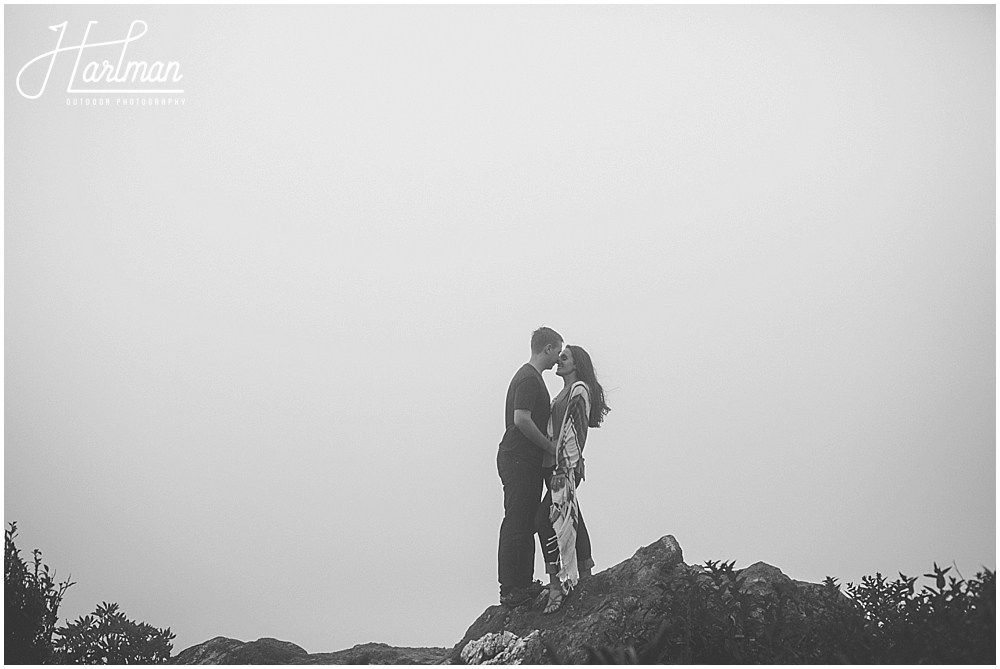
[{"xmin": 497, "ymin": 451, "xmax": 544, "ymax": 595}]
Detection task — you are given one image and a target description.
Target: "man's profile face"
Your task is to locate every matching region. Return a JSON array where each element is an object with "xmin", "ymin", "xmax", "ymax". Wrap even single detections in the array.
[{"xmin": 542, "ymin": 342, "xmax": 563, "ymax": 370}]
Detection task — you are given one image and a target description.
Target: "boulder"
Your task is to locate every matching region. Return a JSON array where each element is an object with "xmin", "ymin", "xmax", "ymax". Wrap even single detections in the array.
[
  {"xmin": 449, "ymin": 535, "xmax": 838, "ymax": 664},
  {"xmin": 171, "ymin": 637, "xmax": 308, "ymax": 664},
  {"xmin": 449, "ymin": 535, "xmax": 685, "ymax": 664},
  {"xmin": 459, "ymin": 630, "xmax": 543, "ymax": 665}
]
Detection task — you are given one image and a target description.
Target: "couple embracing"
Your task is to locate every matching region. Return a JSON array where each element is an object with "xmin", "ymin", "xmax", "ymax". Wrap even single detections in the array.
[{"xmin": 497, "ymin": 327, "xmax": 610, "ymax": 613}]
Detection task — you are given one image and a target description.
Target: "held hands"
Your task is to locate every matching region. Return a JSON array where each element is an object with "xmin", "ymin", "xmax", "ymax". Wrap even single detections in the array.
[{"xmin": 539, "ymin": 439, "xmax": 558, "ymax": 469}]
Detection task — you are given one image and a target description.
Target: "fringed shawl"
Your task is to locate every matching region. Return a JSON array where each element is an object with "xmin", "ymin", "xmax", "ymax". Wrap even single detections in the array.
[{"xmin": 548, "ymin": 381, "xmax": 591, "ymax": 593}]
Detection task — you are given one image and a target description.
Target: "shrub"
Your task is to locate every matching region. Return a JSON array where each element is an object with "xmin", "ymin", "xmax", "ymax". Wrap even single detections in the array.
[
  {"xmin": 844, "ymin": 564, "xmax": 995, "ymax": 664},
  {"xmin": 5, "ymin": 521, "xmax": 176, "ymax": 665},
  {"xmin": 4, "ymin": 521, "xmax": 74, "ymax": 664},
  {"xmin": 595, "ymin": 559, "xmax": 995, "ymax": 664},
  {"xmin": 53, "ymin": 601, "xmax": 176, "ymax": 664}
]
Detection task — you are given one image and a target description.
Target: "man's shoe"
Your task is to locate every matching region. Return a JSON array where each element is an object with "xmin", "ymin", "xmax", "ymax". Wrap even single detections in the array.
[
  {"xmin": 500, "ymin": 589, "xmax": 533, "ymax": 608},
  {"xmin": 524, "ymin": 580, "xmax": 546, "ymax": 598},
  {"xmin": 499, "ymin": 580, "xmax": 547, "ymax": 607}
]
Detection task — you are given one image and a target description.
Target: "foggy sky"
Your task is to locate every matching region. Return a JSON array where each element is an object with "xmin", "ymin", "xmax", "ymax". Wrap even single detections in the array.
[{"xmin": 5, "ymin": 4, "xmax": 995, "ymax": 655}]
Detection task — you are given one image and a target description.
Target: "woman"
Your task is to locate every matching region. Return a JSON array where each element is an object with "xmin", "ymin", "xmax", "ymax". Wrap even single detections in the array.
[{"xmin": 536, "ymin": 344, "xmax": 610, "ymax": 614}]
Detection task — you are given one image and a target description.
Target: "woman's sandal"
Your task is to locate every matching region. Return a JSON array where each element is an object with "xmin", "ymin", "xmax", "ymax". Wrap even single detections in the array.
[{"xmin": 543, "ymin": 586, "xmax": 571, "ymax": 614}]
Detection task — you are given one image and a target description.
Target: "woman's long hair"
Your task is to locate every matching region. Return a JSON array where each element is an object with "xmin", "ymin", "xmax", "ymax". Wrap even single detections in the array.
[{"xmin": 567, "ymin": 345, "xmax": 610, "ymax": 428}]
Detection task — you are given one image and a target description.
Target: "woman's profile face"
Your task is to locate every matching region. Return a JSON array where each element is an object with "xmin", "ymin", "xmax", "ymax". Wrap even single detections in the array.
[{"xmin": 556, "ymin": 347, "xmax": 576, "ymax": 377}]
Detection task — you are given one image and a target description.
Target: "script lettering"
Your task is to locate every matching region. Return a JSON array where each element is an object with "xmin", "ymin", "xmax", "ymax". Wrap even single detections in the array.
[{"xmin": 16, "ymin": 20, "xmax": 183, "ymax": 99}]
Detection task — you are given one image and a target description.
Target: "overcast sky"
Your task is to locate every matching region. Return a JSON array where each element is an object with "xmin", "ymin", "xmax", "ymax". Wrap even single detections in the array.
[{"xmin": 5, "ymin": 3, "xmax": 995, "ymax": 655}]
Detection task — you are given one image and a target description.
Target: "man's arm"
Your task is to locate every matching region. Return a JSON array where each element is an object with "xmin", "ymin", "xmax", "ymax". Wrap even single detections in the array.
[{"xmin": 514, "ymin": 409, "xmax": 556, "ymax": 456}]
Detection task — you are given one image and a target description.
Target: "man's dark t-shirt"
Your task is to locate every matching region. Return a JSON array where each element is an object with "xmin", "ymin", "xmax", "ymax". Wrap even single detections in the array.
[{"xmin": 499, "ymin": 363, "xmax": 551, "ymax": 467}]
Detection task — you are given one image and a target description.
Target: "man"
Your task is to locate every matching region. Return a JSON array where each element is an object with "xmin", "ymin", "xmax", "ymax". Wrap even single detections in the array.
[{"xmin": 497, "ymin": 326, "xmax": 562, "ymax": 607}]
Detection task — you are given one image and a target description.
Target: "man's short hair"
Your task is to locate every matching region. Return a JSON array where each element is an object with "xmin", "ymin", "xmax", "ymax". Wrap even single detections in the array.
[{"xmin": 531, "ymin": 326, "xmax": 563, "ymax": 354}]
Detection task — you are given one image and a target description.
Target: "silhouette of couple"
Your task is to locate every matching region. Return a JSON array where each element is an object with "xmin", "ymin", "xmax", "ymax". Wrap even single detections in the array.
[{"xmin": 497, "ymin": 327, "xmax": 610, "ymax": 613}]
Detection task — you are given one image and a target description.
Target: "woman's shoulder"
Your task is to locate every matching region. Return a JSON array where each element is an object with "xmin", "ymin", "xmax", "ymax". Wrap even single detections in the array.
[{"xmin": 571, "ymin": 381, "xmax": 591, "ymax": 398}]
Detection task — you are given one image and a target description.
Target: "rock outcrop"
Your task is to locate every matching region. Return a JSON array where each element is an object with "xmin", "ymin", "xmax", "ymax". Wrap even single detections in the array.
[
  {"xmin": 447, "ymin": 535, "xmax": 686, "ymax": 664},
  {"xmin": 170, "ymin": 637, "xmax": 448, "ymax": 665},
  {"xmin": 172, "ymin": 637, "xmax": 310, "ymax": 664},
  {"xmin": 448, "ymin": 535, "xmax": 836, "ymax": 664},
  {"xmin": 173, "ymin": 535, "xmax": 832, "ymax": 665}
]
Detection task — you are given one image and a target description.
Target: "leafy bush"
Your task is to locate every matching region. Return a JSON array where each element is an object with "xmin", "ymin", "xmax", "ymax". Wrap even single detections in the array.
[
  {"xmin": 5, "ymin": 521, "xmax": 175, "ymax": 665},
  {"xmin": 843, "ymin": 564, "xmax": 995, "ymax": 664},
  {"xmin": 5, "ymin": 522, "xmax": 74, "ymax": 664},
  {"xmin": 592, "ymin": 559, "xmax": 994, "ymax": 664},
  {"xmin": 53, "ymin": 601, "xmax": 176, "ymax": 664}
]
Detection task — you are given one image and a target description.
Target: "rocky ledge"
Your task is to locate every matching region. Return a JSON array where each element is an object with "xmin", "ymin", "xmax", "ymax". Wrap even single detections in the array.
[
  {"xmin": 173, "ymin": 535, "xmax": 829, "ymax": 665},
  {"xmin": 448, "ymin": 535, "xmax": 835, "ymax": 664}
]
